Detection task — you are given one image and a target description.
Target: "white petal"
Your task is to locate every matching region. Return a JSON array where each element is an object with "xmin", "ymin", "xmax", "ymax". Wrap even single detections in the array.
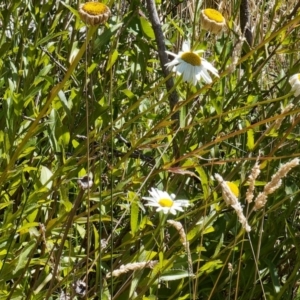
[
  {"xmin": 201, "ymin": 59, "xmax": 219, "ymax": 77},
  {"xmin": 289, "ymin": 74, "xmax": 299, "ymax": 85},
  {"xmin": 176, "ymin": 61, "xmax": 189, "ymax": 74},
  {"xmin": 182, "ymin": 41, "xmax": 190, "ymax": 52},
  {"xmin": 200, "ymin": 68, "xmax": 212, "ymax": 83},
  {"xmin": 294, "ymin": 88, "xmax": 300, "ymax": 97},
  {"xmin": 166, "ymin": 59, "xmax": 180, "ymax": 68},
  {"xmin": 169, "ymin": 208, "xmax": 177, "ymax": 215},
  {"xmin": 293, "ymin": 82, "xmax": 300, "ymax": 90},
  {"xmin": 165, "ymin": 50, "xmax": 178, "ymax": 58}
]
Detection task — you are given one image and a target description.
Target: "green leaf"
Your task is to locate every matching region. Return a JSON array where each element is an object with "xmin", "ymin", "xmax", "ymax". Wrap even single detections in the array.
[
  {"xmin": 74, "ymin": 223, "xmax": 86, "ymax": 239},
  {"xmin": 128, "ymin": 191, "xmax": 139, "ymax": 236},
  {"xmin": 160, "ymin": 269, "xmax": 192, "ymax": 281},
  {"xmin": 38, "ymin": 64, "xmax": 52, "ymax": 77},
  {"xmin": 36, "ymin": 31, "xmax": 69, "ymax": 47},
  {"xmin": 106, "ymin": 49, "xmax": 119, "ymax": 71},
  {"xmin": 58, "ymin": 130, "xmax": 70, "ymax": 147},
  {"xmin": 199, "ymin": 260, "xmax": 223, "ymax": 274},
  {"xmin": 58, "ymin": 90, "xmax": 72, "ymax": 119},
  {"xmin": 203, "ymin": 226, "xmax": 215, "ymax": 235},
  {"xmin": 0, "ymin": 201, "xmax": 13, "ymax": 210},
  {"xmin": 195, "ymin": 166, "xmax": 209, "ymax": 199},
  {"xmin": 88, "ymin": 62, "xmax": 98, "ymax": 74},
  {"xmin": 121, "ymin": 89, "xmax": 136, "ymax": 99},
  {"xmin": 265, "ymin": 259, "xmax": 281, "ymax": 293},
  {"xmin": 14, "ymin": 241, "xmax": 35, "ymax": 274},
  {"xmin": 40, "ymin": 166, "xmax": 53, "ymax": 190},
  {"xmin": 140, "ymin": 17, "xmax": 155, "ymax": 39},
  {"xmin": 213, "ymin": 233, "xmax": 223, "ymax": 257},
  {"xmin": 17, "ymin": 222, "xmax": 40, "ymax": 233},
  {"xmin": 246, "ymin": 120, "xmax": 255, "ymax": 151}
]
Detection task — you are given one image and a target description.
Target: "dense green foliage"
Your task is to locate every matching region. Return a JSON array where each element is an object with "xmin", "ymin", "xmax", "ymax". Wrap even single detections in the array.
[{"xmin": 1, "ymin": 0, "xmax": 300, "ymax": 299}]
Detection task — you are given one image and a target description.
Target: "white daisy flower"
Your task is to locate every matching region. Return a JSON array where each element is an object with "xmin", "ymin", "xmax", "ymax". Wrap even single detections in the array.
[
  {"xmin": 143, "ymin": 188, "xmax": 189, "ymax": 215},
  {"xmin": 289, "ymin": 74, "xmax": 300, "ymax": 97},
  {"xmin": 165, "ymin": 41, "xmax": 219, "ymax": 86}
]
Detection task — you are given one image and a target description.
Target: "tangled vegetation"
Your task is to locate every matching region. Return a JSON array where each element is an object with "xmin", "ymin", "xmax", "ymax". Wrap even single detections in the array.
[{"xmin": 1, "ymin": 0, "xmax": 300, "ymax": 299}]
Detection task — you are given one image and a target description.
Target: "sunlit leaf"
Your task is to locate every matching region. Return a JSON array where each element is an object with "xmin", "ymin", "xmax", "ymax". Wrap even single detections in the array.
[
  {"xmin": 40, "ymin": 166, "xmax": 53, "ymax": 190},
  {"xmin": 160, "ymin": 270, "xmax": 192, "ymax": 281},
  {"xmin": 106, "ymin": 49, "xmax": 119, "ymax": 71},
  {"xmin": 140, "ymin": 17, "xmax": 155, "ymax": 39}
]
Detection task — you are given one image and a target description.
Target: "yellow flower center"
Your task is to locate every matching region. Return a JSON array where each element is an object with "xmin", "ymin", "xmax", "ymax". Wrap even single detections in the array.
[
  {"xmin": 226, "ymin": 182, "xmax": 239, "ymax": 198},
  {"xmin": 181, "ymin": 52, "xmax": 201, "ymax": 66},
  {"xmin": 204, "ymin": 9, "xmax": 224, "ymax": 23},
  {"xmin": 158, "ymin": 198, "xmax": 174, "ymax": 207},
  {"xmin": 298, "ymin": 74, "xmax": 300, "ymax": 81},
  {"xmin": 82, "ymin": 2, "xmax": 108, "ymax": 15}
]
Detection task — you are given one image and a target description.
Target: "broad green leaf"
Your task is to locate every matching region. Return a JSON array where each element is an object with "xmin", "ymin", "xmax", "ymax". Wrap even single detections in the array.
[
  {"xmin": 58, "ymin": 130, "xmax": 70, "ymax": 147},
  {"xmin": 187, "ymin": 225, "xmax": 201, "ymax": 241},
  {"xmin": 106, "ymin": 49, "xmax": 119, "ymax": 71},
  {"xmin": 160, "ymin": 269, "xmax": 191, "ymax": 281},
  {"xmin": 14, "ymin": 241, "xmax": 36, "ymax": 274},
  {"xmin": 88, "ymin": 62, "xmax": 98, "ymax": 74},
  {"xmin": 265, "ymin": 259, "xmax": 280, "ymax": 293},
  {"xmin": 203, "ymin": 225, "xmax": 215, "ymax": 234},
  {"xmin": 40, "ymin": 166, "xmax": 53, "ymax": 190},
  {"xmin": 199, "ymin": 260, "xmax": 223, "ymax": 274},
  {"xmin": 19, "ymin": 146, "xmax": 36, "ymax": 159},
  {"xmin": 58, "ymin": 90, "xmax": 71, "ymax": 119},
  {"xmin": 140, "ymin": 17, "xmax": 155, "ymax": 39},
  {"xmin": 0, "ymin": 201, "xmax": 13, "ymax": 210},
  {"xmin": 0, "ymin": 249, "xmax": 7, "ymax": 255},
  {"xmin": 74, "ymin": 223, "xmax": 86, "ymax": 239},
  {"xmin": 17, "ymin": 222, "xmax": 40, "ymax": 233},
  {"xmin": 61, "ymin": 199, "xmax": 73, "ymax": 212},
  {"xmin": 246, "ymin": 120, "xmax": 255, "ymax": 151},
  {"xmin": 38, "ymin": 64, "xmax": 52, "ymax": 77},
  {"xmin": 121, "ymin": 89, "xmax": 136, "ymax": 99}
]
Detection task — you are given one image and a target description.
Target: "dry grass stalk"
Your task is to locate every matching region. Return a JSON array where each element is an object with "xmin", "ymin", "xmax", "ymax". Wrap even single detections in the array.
[
  {"xmin": 106, "ymin": 261, "xmax": 158, "ymax": 278},
  {"xmin": 254, "ymin": 158, "xmax": 299, "ymax": 210},
  {"xmin": 167, "ymin": 220, "xmax": 187, "ymax": 246},
  {"xmin": 167, "ymin": 220, "xmax": 194, "ymax": 276},
  {"xmin": 274, "ymin": 103, "xmax": 294, "ymax": 130},
  {"xmin": 227, "ymin": 35, "xmax": 245, "ymax": 74},
  {"xmin": 246, "ymin": 160, "xmax": 261, "ymax": 203},
  {"xmin": 218, "ymin": 0, "xmax": 232, "ymax": 21},
  {"xmin": 215, "ymin": 174, "xmax": 251, "ymax": 232}
]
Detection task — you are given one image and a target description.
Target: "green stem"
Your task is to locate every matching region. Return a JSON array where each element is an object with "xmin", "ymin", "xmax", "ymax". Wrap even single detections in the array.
[{"xmin": 158, "ymin": 213, "xmax": 167, "ymax": 267}]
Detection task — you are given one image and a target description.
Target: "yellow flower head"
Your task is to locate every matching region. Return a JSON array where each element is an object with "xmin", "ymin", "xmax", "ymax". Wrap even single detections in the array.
[
  {"xmin": 226, "ymin": 181, "xmax": 239, "ymax": 198},
  {"xmin": 79, "ymin": 2, "xmax": 111, "ymax": 26},
  {"xmin": 200, "ymin": 8, "xmax": 226, "ymax": 34}
]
